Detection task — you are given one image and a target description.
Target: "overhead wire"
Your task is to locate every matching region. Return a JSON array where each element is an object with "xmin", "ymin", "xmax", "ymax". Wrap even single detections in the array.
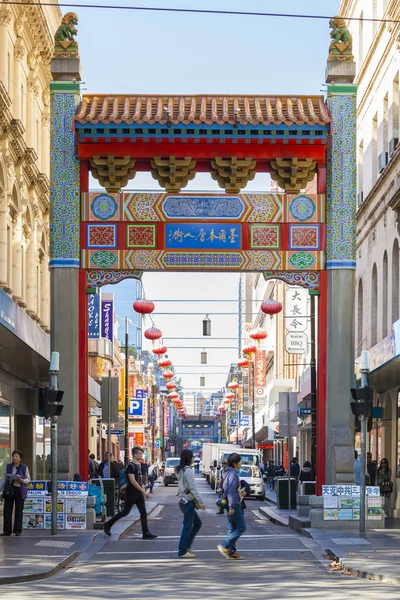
[{"xmin": 0, "ymin": 2, "xmax": 399, "ymax": 24}]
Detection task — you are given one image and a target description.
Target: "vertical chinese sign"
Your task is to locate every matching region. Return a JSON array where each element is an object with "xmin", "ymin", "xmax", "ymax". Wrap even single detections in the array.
[
  {"xmin": 284, "ymin": 287, "xmax": 309, "ymax": 354},
  {"xmin": 88, "ymin": 293, "xmax": 100, "ymax": 339},
  {"xmin": 254, "ymin": 350, "xmax": 267, "ymax": 399},
  {"xmin": 101, "ymin": 293, "xmax": 114, "ymax": 343}
]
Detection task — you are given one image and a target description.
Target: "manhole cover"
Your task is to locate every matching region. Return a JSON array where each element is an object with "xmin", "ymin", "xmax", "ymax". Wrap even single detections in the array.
[
  {"xmin": 330, "ymin": 537, "xmax": 370, "ymax": 546},
  {"xmin": 35, "ymin": 540, "xmax": 75, "ymax": 549}
]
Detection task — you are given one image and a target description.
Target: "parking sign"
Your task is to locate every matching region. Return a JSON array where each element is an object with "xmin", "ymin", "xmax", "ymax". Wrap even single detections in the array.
[{"xmin": 128, "ymin": 390, "xmax": 145, "ymax": 418}]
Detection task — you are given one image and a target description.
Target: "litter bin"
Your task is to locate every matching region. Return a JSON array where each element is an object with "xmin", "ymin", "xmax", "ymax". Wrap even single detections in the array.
[{"xmin": 276, "ymin": 477, "xmax": 297, "ymax": 509}]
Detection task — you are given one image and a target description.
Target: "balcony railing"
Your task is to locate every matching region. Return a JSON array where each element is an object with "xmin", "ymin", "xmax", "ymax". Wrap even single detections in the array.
[{"xmin": 88, "ymin": 337, "xmax": 113, "ymax": 359}]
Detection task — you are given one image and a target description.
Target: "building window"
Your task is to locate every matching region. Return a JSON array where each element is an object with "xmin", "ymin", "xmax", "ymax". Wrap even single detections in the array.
[
  {"xmin": 357, "ymin": 278, "xmax": 363, "ymax": 351},
  {"xmin": 393, "ymin": 239, "xmax": 399, "ymax": 323},
  {"xmin": 371, "ymin": 263, "xmax": 378, "ymax": 346},
  {"xmin": 359, "ymin": 11, "xmax": 364, "ymax": 66},
  {"xmin": 372, "ymin": 113, "xmax": 378, "ymax": 184},
  {"xmin": 383, "ymin": 93, "xmax": 389, "ymax": 154},
  {"xmin": 392, "ymin": 74, "xmax": 399, "ymax": 142},
  {"xmin": 358, "ymin": 140, "xmax": 364, "ymax": 194},
  {"xmin": 383, "ymin": 251, "xmax": 388, "ymax": 336}
]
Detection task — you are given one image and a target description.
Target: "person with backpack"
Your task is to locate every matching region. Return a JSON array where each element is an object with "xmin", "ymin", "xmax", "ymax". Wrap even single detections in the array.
[
  {"xmin": 176, "ymin": 449, "xmax": 205, "ymax": 558},
  {"xmin": 103, "ymin": 447, "xmax": 157, "ymax": 539},
  {"xmin": 217, "ymin": 452, "xmax": 247, "ymax": 561},
  {"xmin": 216, "ymin": 460, "xmax": 228, "ymax": 514}
]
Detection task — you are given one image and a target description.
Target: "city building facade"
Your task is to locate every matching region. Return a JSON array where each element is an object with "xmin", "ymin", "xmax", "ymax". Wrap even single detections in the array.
[
  {"xmin": 0, "ymin": 3, "xmax": 61, "ymax": 478},
  {"xmin": 340, "ymin": 0, "xmax": 400, "ymax": 515}
]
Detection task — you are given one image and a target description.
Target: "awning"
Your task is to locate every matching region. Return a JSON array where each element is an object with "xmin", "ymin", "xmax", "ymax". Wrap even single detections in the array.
[{"xmin": 369, "ymin": 355, "xmax": 400, "ymax": 393}]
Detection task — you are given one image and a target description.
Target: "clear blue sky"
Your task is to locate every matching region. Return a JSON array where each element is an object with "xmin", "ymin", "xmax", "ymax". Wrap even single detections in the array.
[{"xmin": 93, "ymin": 0, "xmax": 341, "ymax": 393}]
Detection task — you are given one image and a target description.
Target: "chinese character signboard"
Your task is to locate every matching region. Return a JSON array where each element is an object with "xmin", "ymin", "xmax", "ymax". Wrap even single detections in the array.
[
  {"xmin": 254, "ymin": 350, "xmax": 266, "ymax": 397},
  {"xmin": 166, "ymin": 223, "xmax": 241, "ymax": 249},
  {"xmin": 322, "ymin": 486, "xmax": 382, "ymax": 521},
  {"xmin": 88, "ymin": 293, "xmax": 100, "ymax": 339},
  {"xmin": 101, "ymin": 293, "xmax": 113, "ymax": 343},
  {"xmin": 284, "ymin": 287, "xmax": 309, "ymax": 354}
]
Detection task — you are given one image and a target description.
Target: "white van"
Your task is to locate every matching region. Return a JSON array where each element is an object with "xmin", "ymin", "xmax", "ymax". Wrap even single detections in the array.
[
  {"xmin": 163, "ymin": 457, "xmax": 180, "ymax": 486},
  {"xmin": 237, "ymin": 465, "xmax": 266, "ymax": 501}
]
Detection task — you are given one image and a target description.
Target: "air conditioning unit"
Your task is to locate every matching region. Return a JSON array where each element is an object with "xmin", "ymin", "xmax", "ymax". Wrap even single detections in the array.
[
  {"xmin": 389, "ymin": 137, "xmax": 399, "ymax": 157},
  {"xmin": 378, "ymin": 151, "xmax": 388, "ymax": 173},
  {"xmin": 357, "ymin": 191, "xmax": 364, "ymax": 208}
]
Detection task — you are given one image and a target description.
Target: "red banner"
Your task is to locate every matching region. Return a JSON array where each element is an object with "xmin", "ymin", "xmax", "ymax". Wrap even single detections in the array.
[{"xmin": 254, "ymin": 350, "xmax": 266, "ymax": 389}]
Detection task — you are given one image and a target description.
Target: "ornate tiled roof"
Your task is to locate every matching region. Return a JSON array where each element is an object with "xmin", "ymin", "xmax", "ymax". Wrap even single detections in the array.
[{"xmin": 75, "ymin": 95, "xmax": 330, "ymax": 127}]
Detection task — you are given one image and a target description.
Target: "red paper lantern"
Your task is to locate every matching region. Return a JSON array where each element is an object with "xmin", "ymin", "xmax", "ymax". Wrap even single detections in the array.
[
  {"xmin": 223, "ymin": 399, "xmax": 232, "ymax": 405},
  {"xmin": 250, "ymin": 327, "xmax": 268, "ymax": 347},
  {"xmin": 133, "ymin": 299, "xmax": 155, "ymax": 314},
  {"xmin": 162, "ymin": 369, "xmax": 174, "ymax": 380},
  {"xmin": 243, "ymin": 344, "xmax": 257, "ymax": 356},
  {"xmin": 153, "ymin": 345, "xmax": 167, "ymax": 356},
  {"xmin": 144, "ymin": 327, "xmax": 162, "ymax": 342},
  {"xmin": 228, "ymin": 380, "xmax": 239, "ymax": 390},
  {"xmin": 218, "ymin": 405, "xmax": 226, "ymax": 411},
  {"xmin": 158, "ymin": 358, "xmax": 172, "ymax": 368},
  {"xmin": 237, "ymin": 358, "xmax": 250, "ymax": 368},
  {"xmin": 166, "ymin": 381, "xmax": 177, "ymax": 390},
  {"xmin": 261, "ymin": 299, "xmax": 282, "ymax": 317},
  {"xmin": 169, "ymin": 392, "xmax": 179, "ymax": 399},
  {"xmin": 225, "ymin": 392, "xmax": 235, "ymax": 400}
]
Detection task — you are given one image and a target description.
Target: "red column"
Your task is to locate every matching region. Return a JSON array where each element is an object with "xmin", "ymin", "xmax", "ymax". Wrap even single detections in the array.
[
  {"xmin": 79, "ymin": 160, "xmax": 89, "ymax": 480},
  {"xmin": 316, "ymin": 164, "xmax": 327, "ymax": 494}
]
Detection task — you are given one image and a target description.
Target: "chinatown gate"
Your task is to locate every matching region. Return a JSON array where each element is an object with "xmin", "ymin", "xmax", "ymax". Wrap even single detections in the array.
[{"xmin": 49, "ymin": 15, "xmax": 357, "ymax": 488}]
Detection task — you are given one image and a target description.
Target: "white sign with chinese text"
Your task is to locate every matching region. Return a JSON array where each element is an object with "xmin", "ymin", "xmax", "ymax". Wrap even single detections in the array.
[{"xmin": 284, "ymin": 287, "xmax": 308, "ymax": 333}]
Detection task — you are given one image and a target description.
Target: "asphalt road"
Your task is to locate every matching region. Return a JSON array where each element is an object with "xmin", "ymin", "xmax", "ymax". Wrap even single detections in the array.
[{"xmin": 1, "ymin": 475, "xmax": 400, "ymax": 599}]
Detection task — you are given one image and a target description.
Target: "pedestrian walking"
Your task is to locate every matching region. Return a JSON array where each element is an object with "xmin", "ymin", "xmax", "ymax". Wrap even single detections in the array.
[
  {"xmin": 0, "ymin": 450, "xmax": 31, "ymax": 536},
  {"xmin": 377, "ymin": 457, "xmax": 393, "ymax": 515},
  {"xmin": 98, "ymin": 452, "xmax": 119, "ymax": 481},
  {"xmin": 367, "ymin": 452, "xmax": 377, "ymax": 486},
  {"xmin": 177, "ymin": 449, "xmax": 205, "ymax": 558},
  {"xmin": 141, "ymin": 459, "xmax": 149, "ymax": 486},
  {"xmin": 217, "ymin": 452, "xmax": 247, "ymax": 560},
  {"xmin": 103, "ymin": 447, "xmax": 157, "ymax": 539},
  {"xmin": 267, "ymin": 461, "xmax": 276, "ymax": 490},
  {"xmin": 88, "ymin": 450, "xmax": 98, "ymax": 479},
  {"xmin": 289, "ymin": 457, "xmax": 300, "ymax": 480},
  {"xmin": 299, "ymin": 461, "xmax": 314, "ymax": 484},
  {"xmin": 354, "ymin": 450, "xmax": 361, "ymax": 485},
  {"xmin": 147, "ymin": 462, "xmax": 158, "ymax": 493},
  {"xmin": 216, "ymin": 460, "xmax": 228, "ymax": 514}
]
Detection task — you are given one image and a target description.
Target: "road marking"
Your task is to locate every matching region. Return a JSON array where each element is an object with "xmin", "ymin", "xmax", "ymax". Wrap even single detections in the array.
[
  {"xmin": 97, "ymin": 548, "xmax": 309, "ymax": 555},
  {"xmin": 121, "ymin": 534, "xmax": 300, "ymax": 540}
]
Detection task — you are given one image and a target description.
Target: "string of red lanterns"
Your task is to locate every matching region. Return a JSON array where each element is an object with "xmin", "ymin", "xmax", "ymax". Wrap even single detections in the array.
[{"xmin": 261, "ymin": 299, "xmax": 282, "ymax": 317}]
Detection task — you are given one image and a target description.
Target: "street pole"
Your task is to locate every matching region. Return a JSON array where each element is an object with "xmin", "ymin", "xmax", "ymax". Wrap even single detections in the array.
[
  {"xmin": 359, "ymin": 350, "xmax": 370, "ymax": 534},
  {"xmin": 251, "ymin": 360, "xmax": 256, "ymax": 450},
  {"xmin": 287, "ymin": 393, "xmax": 291, "ymax": 512},
  {"xmin": 107, "ymin": 370, "xmax": 111, "ymax": 476},
  {"xmin": 49, "ymin": 351, "xmax": 59, "ymax": 536},
  {"xmin": 124, "ymin": 318, "xmax": 129, "ymax": 466},
  {"xmin": 235, "ymin": 388, "xmax": 239, "ymax": 445},
  {"xmin": 310, "ymin": 293, "xmax": 317, "ymax": 476}
]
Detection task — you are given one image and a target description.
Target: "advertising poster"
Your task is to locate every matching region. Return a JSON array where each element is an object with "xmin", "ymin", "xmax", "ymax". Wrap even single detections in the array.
[
  {"xmin": 367, "ymin": 496, "xmax": 382, "ymax": 508},
  {"xmin": 353, "ymin": 509, "xmax": 360, "ymax": 520},
  {"xmin": 45, "ymin": 498, "xmax": 65, "ymax": 513},
  {"xmin": 323, "ymin": 509, "xmax": 338, "ymax": 520},
  {"xmin": 339, "ymin": 497, "xmax": 353, "ymax": 509},
  {"xmin": 367, "ymin": 508, "xmax": 382, "ymax": 520},
  {"xmin": 67, "ymin": 482, "xmax": 88, "ymax": 496},
  {"xmin": 24, "ymin": 498, "xmax": 44, "ymax": 514},
  {"xmin": 27, "ymin": 481, "xmax": 48, "ymax": 496},
  {"xmin": 66, "ymin": 498, "xmax": 87, "ymax": 514},
  {"xmin": 323, "ymin": 496, "xmax": 338, "ymax": 508},
  {"xmin": 44, "ymin": 514, "xmax": 65, "ymax": 529},
  {"xmin": 23, "ymin": 514, "xmax": 44, "ymax": 529},
  {"xmin": 66, "ymin": 514, "xmax": 87, "ymax": 530},
  {"xmin": 338, "ymin": 509, "xmax": 353, "ymax": 520}
]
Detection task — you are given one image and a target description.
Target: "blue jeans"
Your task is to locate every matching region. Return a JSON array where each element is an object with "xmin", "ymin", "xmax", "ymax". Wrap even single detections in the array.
[
  {"xmin": 222, "ymin": 504, "xmax": 246, "ymax": 555},
  {"xmin": 178, "ymin": 501, "xmax": 202, "ymax": 556}
]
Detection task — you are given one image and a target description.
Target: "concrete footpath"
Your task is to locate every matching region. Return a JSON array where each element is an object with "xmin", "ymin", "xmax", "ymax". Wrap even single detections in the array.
[
  {"xmin": 0, "ymin": 501, "xmax": 158, "ymax": 585},
  {"xmin": 262, "ymin": 491, "xmax": 400, "ymax": 584}
]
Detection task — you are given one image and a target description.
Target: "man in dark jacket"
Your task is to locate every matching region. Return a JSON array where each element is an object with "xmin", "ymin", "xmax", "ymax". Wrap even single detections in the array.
[
  {"xmin": 290, "ymin": 457, "xmax": 300, "ymax": 479},
  {"xmin": 98, "ymin": 452, "xmax": 119, "ymax": 481},
  {"xmin": 217, "ymin": 453, "xmax": 247, "ymax": 560},
  {"xmin": 367, "ymin": 452, "xmax": 377, "ymax": 486}
]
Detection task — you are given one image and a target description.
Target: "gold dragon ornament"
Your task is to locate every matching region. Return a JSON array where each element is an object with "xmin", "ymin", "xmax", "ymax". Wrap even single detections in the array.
[{"xmin": 328, "ymin": 17, "xmax": 354, "ymax": 62}]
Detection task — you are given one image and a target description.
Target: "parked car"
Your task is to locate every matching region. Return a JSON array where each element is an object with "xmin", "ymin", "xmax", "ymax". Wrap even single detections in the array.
[
  {"xmin": 237, "ymin": 465, "xmax": 266, "ymax": 501},
  {"xmin": 163, "ymin": 457, "xmax": 180, "ymax": 486}
]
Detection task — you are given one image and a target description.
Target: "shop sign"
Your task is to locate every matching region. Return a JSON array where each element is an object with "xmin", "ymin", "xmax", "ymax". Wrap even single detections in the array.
[
  {"xmin": 285, "ymin": 331, "xmax": 308, "ymax": 354},
  {"xmin": 88, "ymin": 293, "xmax": 100, "ymax": 339},
  {"xmin": 101, "ymin": 294, "xmax": 113, "ymax": 342}
]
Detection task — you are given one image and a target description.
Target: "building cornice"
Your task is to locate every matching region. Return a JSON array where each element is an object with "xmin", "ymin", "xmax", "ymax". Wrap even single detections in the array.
[{"xmin": 24, "ymin": 3, "xmax": 58, "ymax": 65}]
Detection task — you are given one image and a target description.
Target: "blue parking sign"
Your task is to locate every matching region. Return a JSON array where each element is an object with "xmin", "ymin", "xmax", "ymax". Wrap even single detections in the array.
[{"xmin": 128, "ymin": 397, "xmax": 144, "ymax": 417}]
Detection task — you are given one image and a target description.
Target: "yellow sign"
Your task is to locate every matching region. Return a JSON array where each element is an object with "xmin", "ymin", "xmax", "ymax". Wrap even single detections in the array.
[{"xmin": 118, "ymin": 367, "xmax": 125, "ymax": 411}]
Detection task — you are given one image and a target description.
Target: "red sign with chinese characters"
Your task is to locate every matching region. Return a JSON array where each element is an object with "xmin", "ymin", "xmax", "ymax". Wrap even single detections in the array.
[{"xmin": 254, "ymin": 350, "xmax": 266, "ymax": 389}]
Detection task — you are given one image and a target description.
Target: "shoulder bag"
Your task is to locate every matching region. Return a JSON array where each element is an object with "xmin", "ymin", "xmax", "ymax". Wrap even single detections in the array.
[
  {"xmin": 2, "ymin": 464, "xmax": 23, "ymax": 500},
  {"xmin": 183, "ymin": 468, "xmax": 201, "ymax": 510}
]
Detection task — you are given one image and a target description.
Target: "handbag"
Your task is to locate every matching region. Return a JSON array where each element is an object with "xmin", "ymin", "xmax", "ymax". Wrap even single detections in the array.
[
  {"xmin": 380, "ymin": 481, "xmax": 393, "ymax": 494},
  {"xmin": 2, "ymin": 479, "xmax": 15, "ymax": 500},
  {"xmin": 215, "ymin": 496, "xmax": 227, "ymax": 509},
  {"xmin": 182, "ymin": 468, "xmax": 201, "ymax": 510}
]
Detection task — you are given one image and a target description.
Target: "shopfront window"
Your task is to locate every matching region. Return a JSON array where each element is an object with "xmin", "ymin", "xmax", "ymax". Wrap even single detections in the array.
[
  {"xmin": 35, "ymin": 417, "xmax": 51, "ymax": 479},
  {"xmin": 397, "ymin": 390, "xmax": 400, "ymax": 477},
  {"xmin": 0, "ymin": 402, "xmax": 11, "ymax": 478}
]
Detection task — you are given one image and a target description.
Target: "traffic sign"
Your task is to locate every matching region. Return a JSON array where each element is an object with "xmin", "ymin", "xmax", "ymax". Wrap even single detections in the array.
[
  {"xmin": 105, "ymin": 429, "xmax": 124, "ymax": 435},
  {"xmin": 299, "ymin": 408, "xmax": 312, "ymax": 415},
  {"xmin": 230, "ymin": 419, "xmax": 237, "ymax": 426},
  {"xmin": 155, "ymin": 440, "xmax": 160, "ymax": 449},
  {"xmin": 239, "ymin": 416, "xmax": 250, "ymax": 427},
  {"xmin": 128, "ymin": 394, "xmax": 144, "ymax": 418}
]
